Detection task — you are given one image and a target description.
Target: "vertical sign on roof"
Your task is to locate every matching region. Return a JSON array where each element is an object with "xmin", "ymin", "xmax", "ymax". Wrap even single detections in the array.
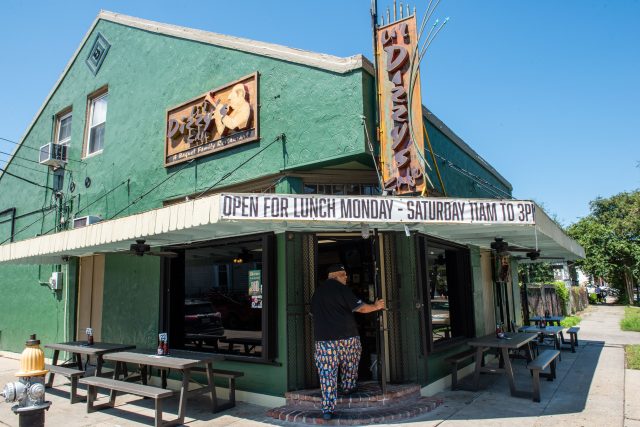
[{"xmin": 376, "ymin": 15, "xmax": 426, "ymax": 195}]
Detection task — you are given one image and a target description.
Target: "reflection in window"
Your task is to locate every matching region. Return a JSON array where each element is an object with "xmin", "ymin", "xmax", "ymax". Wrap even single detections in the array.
[
  {"xmin": 429, "ymin": 248, "xmax": 451, "ymax": 343},
  {"xmin": 87, "ymin": 92, "xmax": 108, "ymax": 156},
  {"xmin": 420, "ymin": 239, "xmax": 473, "ymax": 347},
  {"xmin": 303, "ymin": 183, "xmax": 381, "ymax": 195},
  {"xmin": 182, "ymin": 238, "xmax": 264, "ymax": 357}
]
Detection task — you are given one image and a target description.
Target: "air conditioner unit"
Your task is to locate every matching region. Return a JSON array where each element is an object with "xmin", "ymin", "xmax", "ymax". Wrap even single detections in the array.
[
  {"xmin": 73, "ymin": 215, "xmax": 102, "ymax": 229},
  {"xmin": 39, "ymin": 142, "xmax": 68, "ymax": 167}
]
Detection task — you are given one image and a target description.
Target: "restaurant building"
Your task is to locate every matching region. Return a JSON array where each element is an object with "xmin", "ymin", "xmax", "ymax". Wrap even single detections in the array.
[{"xmin": 0, "ymin": 11, "xmax": 583, "ymax": 406}]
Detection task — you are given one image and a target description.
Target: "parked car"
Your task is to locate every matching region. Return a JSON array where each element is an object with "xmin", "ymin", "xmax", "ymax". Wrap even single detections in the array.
[{"xmin": 184, "ymin": 299, "xmax": 224, "ymax": 337}]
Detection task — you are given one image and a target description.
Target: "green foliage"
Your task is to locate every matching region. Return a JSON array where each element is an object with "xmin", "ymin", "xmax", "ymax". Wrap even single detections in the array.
[
  {"xmin": 588, "ymin": 293, "xmax": 598, "ymax": 304},
  {"xmin": 621, "ymin": 306, "xmax": 640, "ymax": 332},
  {"xmin": 518, "ymin": 262, "xmax": 554, "ymax": 284},
  {"xmin": 560, "ymin": 316, "xmax": 581, "ymax": 328},
  {"xmin": 552, "ymin": 281, "xmax": 569, "ymax": 303},
  {"xmin": 568, "ymin": 190, "xmax": 640, "ymax": 303},
  {"xmin": 625, "ymin": 345, "xmax": 640, "ymax": 370}
]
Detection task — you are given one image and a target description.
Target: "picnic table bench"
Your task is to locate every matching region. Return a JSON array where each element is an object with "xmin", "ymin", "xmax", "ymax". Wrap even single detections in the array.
[
  {"xmin": 79, "ymin": 376, "xmax": 175, "ymax": 427},
  {"xmin": 445, "ymin": 348, "xmax": 488, "ymax": 390},
  {"xmin": 560, "ymin": 326, "xmax": 580, "ymax": 352},
  {"xmin": 528, "ymin": 349, "xmax": 560, "ymax": 402},
  {"xmin": 45, "ymin": 364, "xmax": 85, "ymax": 403}
]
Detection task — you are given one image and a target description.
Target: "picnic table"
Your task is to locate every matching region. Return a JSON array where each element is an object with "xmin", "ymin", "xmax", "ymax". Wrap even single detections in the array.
[
  {"xmin": 467, "ymin": 332, "xmax": 538, "ymax": 399},
  {"xmin": 519, "ymin": 325, "xmax": 564, "ymax": 353},
  {"xmin": 528, "ymin": 316, "xmax": 564, "ymax": 327},
  {"xmin": 44, "ymin": 341, "xmax": 136, "ymax": 403},
  {"xmin": 45, "ymin": 341, "xmax": 136, "ymax": 380},
  {"xmin": 102, "ymin": 348, "xmax": 227, "ymax": 424}
]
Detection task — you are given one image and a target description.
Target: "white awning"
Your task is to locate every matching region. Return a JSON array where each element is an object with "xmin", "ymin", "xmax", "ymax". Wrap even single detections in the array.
[{"xmin": 0, "ymin": 193, "xmax": 584, "ymax": 265}]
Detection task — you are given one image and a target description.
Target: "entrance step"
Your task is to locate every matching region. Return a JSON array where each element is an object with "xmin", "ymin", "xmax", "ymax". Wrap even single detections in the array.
[
  {"xmin": 267, "ymin": 382, "xmax": 443, "ymax": 425},
  {"xmin": 285, "ymin": 382, "xmax": 421, "ymax": 409}
]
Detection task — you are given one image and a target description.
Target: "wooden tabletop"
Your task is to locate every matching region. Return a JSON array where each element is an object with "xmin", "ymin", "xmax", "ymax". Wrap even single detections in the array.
[
  {"xmin": 467, "ymin": 333, "xmax": 537, "ymax": 349},
  {"xmin": 520, "ymin": 325, "xmax": 564, "ymax": 334},
  {"xmin": 103, "ymin": 349, "xmax": 223, "ymax": 369},
  {"xmin": 530, "ymin": 316, "xmax": 564, "ymax": 322},
  {"xmin": 45, "ymin": 341, "xmax": 135, "ymax": 356}
]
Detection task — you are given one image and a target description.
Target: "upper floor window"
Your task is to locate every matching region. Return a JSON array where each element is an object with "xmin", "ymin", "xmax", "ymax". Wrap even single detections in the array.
[
  {"xmin": 56, "ymin": 111, "xmax": 72, "ymax": 146},
  {"xmin": 86, "ymin": 92, "xmax": 108, "ymax": 156}
]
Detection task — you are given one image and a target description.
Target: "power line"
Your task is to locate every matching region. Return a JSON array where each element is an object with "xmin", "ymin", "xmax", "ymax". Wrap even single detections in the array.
[
  {"xmin": 0, "ymin": 161, "xmax": 49, "ymax": 176},
  {"xmin": 0, "ymin": 136, "xmax": 84, "ymax": 163},
  {"xmin": 0, "ymin": 166, "xmax": 55, "ymax": 191},
  {"xmin": 109, "ymin": 160, "xmax": 196, "ymax": 220},
  {"xmin": 195, "ymin": 134, "xmax": 285, "ymax": 199}
]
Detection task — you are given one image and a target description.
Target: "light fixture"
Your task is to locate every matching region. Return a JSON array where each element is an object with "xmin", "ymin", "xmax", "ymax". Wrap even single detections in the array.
[
  {"xmin": 404, "ymin": 225, "xmax": 411, "ymax": 237},
  {"xmin": 361, "ymin": 223, "xmax": 370, "ymax": 239}
]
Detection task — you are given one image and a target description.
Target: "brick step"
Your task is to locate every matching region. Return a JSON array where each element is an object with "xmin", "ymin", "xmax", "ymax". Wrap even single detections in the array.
[
  {"xmin": 285, "ymin": 382, "xmax": 421, "ymax": 409},
  {"xmin": 267, "ymin": 396, "xmax": 443, "ymax": 425}
]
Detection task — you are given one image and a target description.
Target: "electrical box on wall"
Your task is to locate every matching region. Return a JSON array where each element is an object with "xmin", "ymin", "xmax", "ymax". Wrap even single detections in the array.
[{"xmin": 49, "ymin": 272, "xmax": 63, "ymax": 291}]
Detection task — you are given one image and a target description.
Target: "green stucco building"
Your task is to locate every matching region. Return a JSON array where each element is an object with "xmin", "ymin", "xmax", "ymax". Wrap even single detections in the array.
[{"xmin": 0, "ymin": 11, "xmax": 583, "ymax": 408}]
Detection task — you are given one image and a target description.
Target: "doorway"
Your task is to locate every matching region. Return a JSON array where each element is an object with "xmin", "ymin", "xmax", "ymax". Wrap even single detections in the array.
[
  {"xmin": 316, "ymin": 235, "xmax": 379, "ymax": 381},
  {"xmin": 76, "ymin": 255, "xmax": 105, "ymax": 342}
]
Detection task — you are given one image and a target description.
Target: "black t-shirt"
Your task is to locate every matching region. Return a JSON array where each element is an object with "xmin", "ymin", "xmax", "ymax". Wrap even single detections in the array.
[{"xmin": 311, "ymin": 279, "xmax": 364, "ymax": 341}]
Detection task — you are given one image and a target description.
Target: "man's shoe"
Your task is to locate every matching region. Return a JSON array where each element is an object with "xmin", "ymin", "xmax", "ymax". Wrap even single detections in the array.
[{"xmin": 322, "ymin": 412, "xmax": 333, "ymax": 420}]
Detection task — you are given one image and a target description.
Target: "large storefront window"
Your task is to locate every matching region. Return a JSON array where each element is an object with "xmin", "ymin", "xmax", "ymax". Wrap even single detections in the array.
[
  {"xmin": 165, "ymin": 234, "xmax": 275, "ymax": 361},
  {"xmin": 418, "ymin": 236, "xmax": 474, "ymax": 349}
]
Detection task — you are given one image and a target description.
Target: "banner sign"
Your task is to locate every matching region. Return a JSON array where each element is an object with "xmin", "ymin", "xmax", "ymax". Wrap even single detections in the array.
[
  {"xmin": 376, "ymin": 15, "xmax": 426, "ymax": 195},
  {"xmin": 165, "ymin": 72, "xmax": 259, "ymax": 167},
  {"xmin": 220, "ymin": 194, "xmax": 536, "ymax": 225}
]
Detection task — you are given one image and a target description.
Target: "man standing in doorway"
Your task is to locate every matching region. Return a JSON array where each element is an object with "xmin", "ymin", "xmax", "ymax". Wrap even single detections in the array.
[{"xmin": 311, "ymin": 263, "xmax": 385, "ymax": 420}]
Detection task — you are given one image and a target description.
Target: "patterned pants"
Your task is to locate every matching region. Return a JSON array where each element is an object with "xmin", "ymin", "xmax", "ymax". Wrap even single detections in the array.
[{"xmin": 314, "ymin": 336, "xmax": 362, "ymax": 414}]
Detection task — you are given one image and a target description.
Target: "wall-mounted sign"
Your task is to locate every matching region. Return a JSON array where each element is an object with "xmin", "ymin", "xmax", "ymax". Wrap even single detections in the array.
[
  {"xmin": 376, "ymin": 16, "xmax": 426, "ymax": 195},
  {"xmin": 165, "ymin": 72, "xmax": 259, "ymax": 167},
  {"xmin": 220, "ymin": 194, "xmax": 536, "ymax": 225}
]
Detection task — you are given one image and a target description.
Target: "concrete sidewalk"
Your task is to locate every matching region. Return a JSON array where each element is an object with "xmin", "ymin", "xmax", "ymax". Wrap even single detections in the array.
[{"xmin": 0, "ymin": 304, "xmax": 638, "ymax": 426}]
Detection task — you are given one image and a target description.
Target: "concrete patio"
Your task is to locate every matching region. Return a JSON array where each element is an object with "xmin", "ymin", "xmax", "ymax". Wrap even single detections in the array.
[{"xmin": 1, "ymin": 304, "xmax": 638, "ymax": 426}]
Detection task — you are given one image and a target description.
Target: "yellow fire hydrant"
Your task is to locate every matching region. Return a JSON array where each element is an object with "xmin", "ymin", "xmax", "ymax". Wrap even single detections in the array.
[{"xmin": 1, "ymin": 334, "xmax": 51, "ymax": 426}]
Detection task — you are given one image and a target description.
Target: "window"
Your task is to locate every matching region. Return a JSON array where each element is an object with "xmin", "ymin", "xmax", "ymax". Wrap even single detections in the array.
[
  {"xmin": 86, "ymin": 92, "xmax": 108, "ymax": 156},
  {"xmin": 417, "ymin": 236, "xmax": 474, "ymax": 349},
  {"xmin": 56, "ymin": 112, "xmax": 72, "ymax": 146},
  {"xmin": 165, "ymin": 234, "xmax": 276, "ymax": 362}
]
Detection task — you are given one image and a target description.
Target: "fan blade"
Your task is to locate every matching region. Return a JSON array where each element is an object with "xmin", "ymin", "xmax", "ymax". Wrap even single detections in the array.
[{"xmin": 146, "ymin": 251, "xmax": 178, "ymax": 258}]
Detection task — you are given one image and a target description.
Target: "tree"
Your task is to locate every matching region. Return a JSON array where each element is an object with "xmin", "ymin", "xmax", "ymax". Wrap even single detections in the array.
[{"xmin": 567, "ymin": 190, "xmax": 640, "ymax": 304}]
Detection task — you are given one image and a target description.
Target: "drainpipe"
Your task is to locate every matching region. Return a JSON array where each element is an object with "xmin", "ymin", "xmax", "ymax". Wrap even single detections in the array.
[{"xmin": 0, "ymin": 207, "xmax": 16, "ymax": 242}]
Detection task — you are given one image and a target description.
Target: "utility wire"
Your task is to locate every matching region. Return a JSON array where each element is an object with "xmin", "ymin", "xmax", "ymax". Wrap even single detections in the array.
[
  {"xmin": 434, "ymin": 152, "xmax": 513, "ymax": 199},
  {"xmin": 109, "ymin": 160, "xmax": 195, "ymax": 220},
  {"xmin": 194, "ymin": 134, "xmax": 285, "ymax": 199},
  {"xmin": 75, "ymin": 179, "xmax": 130, "ymax": 217},
  {"xmin": 0, "ymin": 136, "xmax": 84, "ymax": 163},
  {"xmin": 0, "ymin": 205, "xmax": 58, "ymax": 245},
  {"xmin": 0, "ymin": 161, "xmax": 49, "ymax": 175},
  {"xmin": 0, "ymin": 166, "xmax": 55, "ymax": 190}
]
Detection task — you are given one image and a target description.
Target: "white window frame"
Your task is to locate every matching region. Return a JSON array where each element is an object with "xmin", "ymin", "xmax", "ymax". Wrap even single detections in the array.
[
  {"xmin": 85, "ymin": 92, "xmax": 108, "ymax": 157},
  {"xmin": 55, "ymin": 111, "xmax": 72, "ymax": 146}
]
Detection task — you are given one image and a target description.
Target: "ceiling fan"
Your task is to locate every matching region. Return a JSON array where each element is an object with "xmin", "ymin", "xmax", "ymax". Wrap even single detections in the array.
[
  {"xmin": 128, "ymin": 240, "xmax": 178, "ymax": 258},
  {"xmin": 490, "ymin": 237, "xmax": 538, "ymax": 259}
]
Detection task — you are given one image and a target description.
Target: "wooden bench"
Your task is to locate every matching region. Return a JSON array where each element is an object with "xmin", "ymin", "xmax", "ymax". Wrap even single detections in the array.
[
  {"xmin": 191, "ymin": 367, "xmax": 244, "ymax": 410},
  {"xmin": 528, "ymin": 349, "xmax": 560, "ymax": 402},
  {"xmin": 445, "ymin": 348, "xmax": 487, "ymax": 390},
  {"xmin": 79, "ymin": 376, "xmax": 175, "ymax": 427},
  {"xmin": 560, "ymin": 327, "xmax": 580, "ymax": 352},
  {"xmin": 45, "ymin": 364, "xmax": 85, "ymax": 403}
]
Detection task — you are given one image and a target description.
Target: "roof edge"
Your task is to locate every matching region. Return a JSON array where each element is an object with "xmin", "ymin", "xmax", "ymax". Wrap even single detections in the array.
[
  {"xmin": 422, "ymin": 106, "xmax": 513, "ymax": 192},
  {"xmin": 99, "ymin": 11, "xmax": 374, "ymax": 75}
]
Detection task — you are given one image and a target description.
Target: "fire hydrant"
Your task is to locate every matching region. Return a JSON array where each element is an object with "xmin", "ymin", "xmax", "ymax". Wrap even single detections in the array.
[{"xmin": 1, "ymin": 334, "xmax": 51, "ymax": 427}]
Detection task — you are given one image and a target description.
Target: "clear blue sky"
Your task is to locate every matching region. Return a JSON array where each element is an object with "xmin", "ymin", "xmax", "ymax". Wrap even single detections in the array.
[{"xmin": 1, "ymin": 0, "xmax": 638, "ymax": 226}]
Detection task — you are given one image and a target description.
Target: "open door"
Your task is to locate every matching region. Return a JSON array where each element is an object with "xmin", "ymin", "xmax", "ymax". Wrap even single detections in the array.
[{"xmin": 76, "ymin": 255, "xmax": 105, "ymax": 342}]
